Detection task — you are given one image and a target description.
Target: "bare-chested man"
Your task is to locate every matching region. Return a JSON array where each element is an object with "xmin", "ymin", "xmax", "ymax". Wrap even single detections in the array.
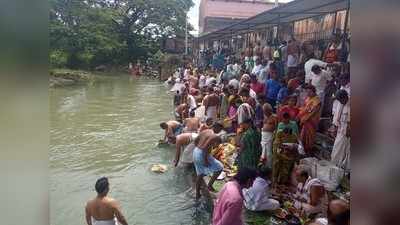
[
  {"xmin": 160, "ymin": 120, "xmax": 183, "ymax": 143},
  {"xmin": 85, "ymin": 177, "xmax": 128, "ymax": 225},
  {"xmin": 171, "ymin": 132, "xmax": 199, "ymax": 167},
  {"xmin": 175, "ymin": 103, "xmax": 189, "ymax": 123},
  {"xmin": 183, "ymin": 110, "xmax": 200, "ymax": 133},
  {"xmin": 203, "ymin": 86, "xmax": 220, "ymax": 120},
  {"xmin": 260, "ymin": 103, "xmax": 278, "ymax": 167},
  {"xmin": 193, "ymin": 129, "xmax": 223, "ymax": 199}
]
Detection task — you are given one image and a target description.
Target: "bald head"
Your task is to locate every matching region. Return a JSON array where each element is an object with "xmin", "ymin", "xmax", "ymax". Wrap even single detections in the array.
[
  {"xmin": 328, "ymin": 199, "xmax": 350, "ymax": 225},
  {"xmin": 263, "ymin": 103, "xmax": 273, "ymax": 115}
]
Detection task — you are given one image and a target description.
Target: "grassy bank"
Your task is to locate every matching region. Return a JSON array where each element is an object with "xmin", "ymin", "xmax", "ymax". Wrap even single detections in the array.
[{"xmin": 49, "ymin": 68, "xmax": 119, "ymax": 87}]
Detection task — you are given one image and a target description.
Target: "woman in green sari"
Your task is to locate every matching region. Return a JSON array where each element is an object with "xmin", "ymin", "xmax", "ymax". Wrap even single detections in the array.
[{"xmin": 236, "ymin": 119, "xmax": 262, "ymax": 170}]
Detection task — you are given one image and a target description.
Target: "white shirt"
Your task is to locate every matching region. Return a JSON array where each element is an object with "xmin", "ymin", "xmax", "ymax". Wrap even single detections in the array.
[
  {"xmin": 205, "ymin": 77, "xmax": 216, "ymax": 87},
  {"xmin": 242, "ymin": 177, "xmax": 272, "ymax": 210},
  {"xmin": 232, "ymin": 63, "xmax": 241, "ymax": 78},
  {"xmin": 305, "ymin": 59, "xmax": 328, "ymax": 83},
  {"xmin": 228, "ymin": 78, "xmax": 240, "ymax": 90},
  {"xmin": 251, "ymin": 64, "xmax": 263, "ymax": 76},
  {"xmin": 249, "ymin": 88, "xmax": 257, "ymax": 99},
  {"xmin": 187, "ymin": 95, "xmax": 197, "ymax": 111},
  {"xmin": 199, "ymin": 75, "xmax": 206, "ymax": 88},
  {"xmin": 311, "ymin": 70, "xmax": 333, "ymax": 96}
]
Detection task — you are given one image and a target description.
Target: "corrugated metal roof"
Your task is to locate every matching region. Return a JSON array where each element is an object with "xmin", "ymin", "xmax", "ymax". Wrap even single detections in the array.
[{"xmin": 197, "ymin": 0, "xmax": 350, "ymax": 41}]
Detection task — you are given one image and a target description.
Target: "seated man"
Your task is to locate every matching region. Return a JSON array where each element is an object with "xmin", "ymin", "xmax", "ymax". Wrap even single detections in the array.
[
  {"xmin": 172, "ymin": 132, "xmax": 199, "ymax": 167},
  {"xmin": 243, "ymin": 167, "xmax": 280, "ymax": 211},
  {"xmin": 160, "ymin": 120, "xmax": 183, "ymax": 143},
  {"xmin": 183, "ymin": 110, "xmax": 200, "ymax": 133},
  {"xmin": 293, "ymin": 166, "xmax": 328, "ymax": 217}
]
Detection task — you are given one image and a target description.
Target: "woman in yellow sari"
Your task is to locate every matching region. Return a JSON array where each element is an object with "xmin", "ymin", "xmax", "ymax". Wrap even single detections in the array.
[{"xmin": 297, "ymin": 85, "xmax": 321, "ymax": 154}]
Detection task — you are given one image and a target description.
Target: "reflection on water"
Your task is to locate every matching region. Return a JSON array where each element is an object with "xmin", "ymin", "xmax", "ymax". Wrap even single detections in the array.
[{"xmin": 50, "ymin": 76, "xmax": 212, "ymax": 225}]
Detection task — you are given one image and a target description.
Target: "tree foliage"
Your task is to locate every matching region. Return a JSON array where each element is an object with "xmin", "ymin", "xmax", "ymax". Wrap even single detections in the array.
[{"xmin": 50, "ymin": 0, "xmax": 193, "ymax": 69}]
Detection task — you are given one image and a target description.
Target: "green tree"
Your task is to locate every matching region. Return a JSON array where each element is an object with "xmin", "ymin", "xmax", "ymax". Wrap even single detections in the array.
[{"xmin": 49, "ymin": 0, "xmax": 193, "ymax": 69}]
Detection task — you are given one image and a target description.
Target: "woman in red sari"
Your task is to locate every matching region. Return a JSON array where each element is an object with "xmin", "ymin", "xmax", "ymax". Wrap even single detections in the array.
[{"xmin": 297, "ymin": 85, "xmax": 321, "ymax": 154}]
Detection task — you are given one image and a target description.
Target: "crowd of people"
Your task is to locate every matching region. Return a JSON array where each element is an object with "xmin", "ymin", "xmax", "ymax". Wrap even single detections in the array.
[
  {"xmin": 161, "ymin": 34, "xmax": 350, "ymax": 225},
  {"xmin": 84, "ymin": 34, "xmax": 350, "ymax": 225}
]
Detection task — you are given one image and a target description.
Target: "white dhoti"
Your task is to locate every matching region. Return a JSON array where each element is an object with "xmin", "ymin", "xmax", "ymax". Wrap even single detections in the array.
[
  {"xmin": 331, "ymin": 133, "xmax": 350, "ymax": 171},
  {"xmin": 244, "ymin": 196, "xmax": 280, "ymax": 211},
  {"xmin": 206, "ymin": 106, "xmax": 217, "ymax": 120},
  {"xmin": 180, "ymin": 133, "xmax": 198, "ymax": 164},
  {"xmin": 181, "ymin": 143, "xmax": 196, "ymax": 164},
  {"xmin": 261, "ymin": 131, "xmax": 274, "ymax": 168},
  {"xmin": 92, "ymin": 217, "xmax": 117, "ymax": 225}
]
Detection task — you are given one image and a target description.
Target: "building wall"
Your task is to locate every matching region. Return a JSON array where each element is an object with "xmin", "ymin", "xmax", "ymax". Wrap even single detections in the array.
[{"xmin": 199, "ymin": 0, "xmax": 278, "ymax": 34}]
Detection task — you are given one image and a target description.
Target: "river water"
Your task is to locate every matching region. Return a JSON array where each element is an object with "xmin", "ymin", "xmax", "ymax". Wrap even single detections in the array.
[{"xmin": 50, "ymin": 75, "xmax": 213, "ymax": 225}]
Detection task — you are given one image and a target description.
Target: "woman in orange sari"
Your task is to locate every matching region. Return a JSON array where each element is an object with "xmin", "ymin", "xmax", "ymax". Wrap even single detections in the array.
[{"xmin": 297, "ymin": 85, "xmax": 321, "ymax": 154}]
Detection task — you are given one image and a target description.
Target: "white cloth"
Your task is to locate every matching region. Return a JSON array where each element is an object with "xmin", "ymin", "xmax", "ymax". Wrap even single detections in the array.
[
  {"xmin": 331, "ymin": 102, "xmax": 350, "ymax": 171},
  {"xmin": 237, "ymin": 103, "xmax": 254, "ymax": 124},
  {"xmin": 294, "ymin": 177, "xmax": 327, "ymax": 216},
  {"xmin": 243, "ymin": 177, "xmax": 280, "ymax": 211},
  {"xmin": 205, "ymin": 77, "xmax": 217, "ymax": 87},
  {"xmin": 261, "ymin": 131, "xmax": 274, "ymax": 168},
  {"xmin": 311, "ymin": 69, "xmax": 333, "ymax": 97},
  {"xmin": 232, "ymin": 63, "xmax": 241, "ymax": 78},
  {"xmin": 287, "ymin": 54, "xmax": 299, "ymax": 67},
  {"xmin": 206, "ymin": 105, "xmax": 218, "ymax": 120},
  {"xmin": 249, "ymin": 89, "xmax": 257, "ymax": 99},
  {"xmin": 215, "ymin": 130, "xmax": 228, "ymax": 143},
  {"xmin": 315, "ymin": 218, "xmax": 328, "ymax": 225},
  {"xmin": 258, "ymin": 65, "xmax": 269, "ymax": 83},
  {"xmin": 187, "ymin": 95, "xmax": 197, "ymax": 111},
  {"xmin": 228, "ymin": 78, "xmax": 240, "ymax": 89},
  {"xmin": 332, "ymin": 84, "xmax": 350, "ymax": 117},
  {"xmin": 180, "ymin": 133, "xmax": 198, "ymax": 164},
  {"xmin": 251, "ymin": 64, "xmax": 263, "ymax": 77},
  {"xmin": 199, "ymin": 75, "xmax": 206, "ymax": 89},
  {"xmin": 304, "ymin": 59, "xmax": 328, "ymax": 83},
  {"xmin": 91, "ymin": 217, "xmax": 117, "ymax": 225}
]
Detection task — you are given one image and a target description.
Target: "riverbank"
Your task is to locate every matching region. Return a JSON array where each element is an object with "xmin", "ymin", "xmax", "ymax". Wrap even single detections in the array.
[{"xmin": 49, "ymin": 69, "xmax": 97, "ymax": 87}]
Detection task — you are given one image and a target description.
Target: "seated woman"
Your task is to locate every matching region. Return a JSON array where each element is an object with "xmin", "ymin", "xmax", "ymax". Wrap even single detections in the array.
[
  {"xmin": 243, "ymin": 166, "xmax": 280, "ymax": 211},
  {"xmin": 293, "ymin": 166, "xmax": 328, "ymax": 217}
]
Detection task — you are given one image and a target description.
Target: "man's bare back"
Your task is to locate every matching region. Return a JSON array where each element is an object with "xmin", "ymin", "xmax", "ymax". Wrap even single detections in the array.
[
  {"xmin": 86, "ymin": 197, "xmax": 117, "ymax": 221},
  {"xmin": 195, "ymin": 129, "xmax": 221, "ymax": 151},
  {"xmin": 204, "ymin": 94, "xmax": 220, "ymax": 107},
  {"xmin": 184, "ymin": 117, "xmax": 200, "ymax": 132},
  {"xmin": 85, "ymin": 196, "xmax": 128, "ymax": 225}
]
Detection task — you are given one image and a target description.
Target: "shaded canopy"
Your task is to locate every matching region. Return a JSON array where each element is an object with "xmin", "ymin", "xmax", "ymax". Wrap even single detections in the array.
[{"xmin": 197, "ymin": 0, "xmax": 350, "ymax": 41}]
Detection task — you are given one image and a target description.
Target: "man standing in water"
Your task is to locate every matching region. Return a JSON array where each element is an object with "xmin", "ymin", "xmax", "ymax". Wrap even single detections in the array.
[
  {"xmin": 193, "ymin": 129, "xmax": 223, "ymax": 200},
  {"xmin": 85, "ymin": 177, "xmax": 128, "ymax": 225}
]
